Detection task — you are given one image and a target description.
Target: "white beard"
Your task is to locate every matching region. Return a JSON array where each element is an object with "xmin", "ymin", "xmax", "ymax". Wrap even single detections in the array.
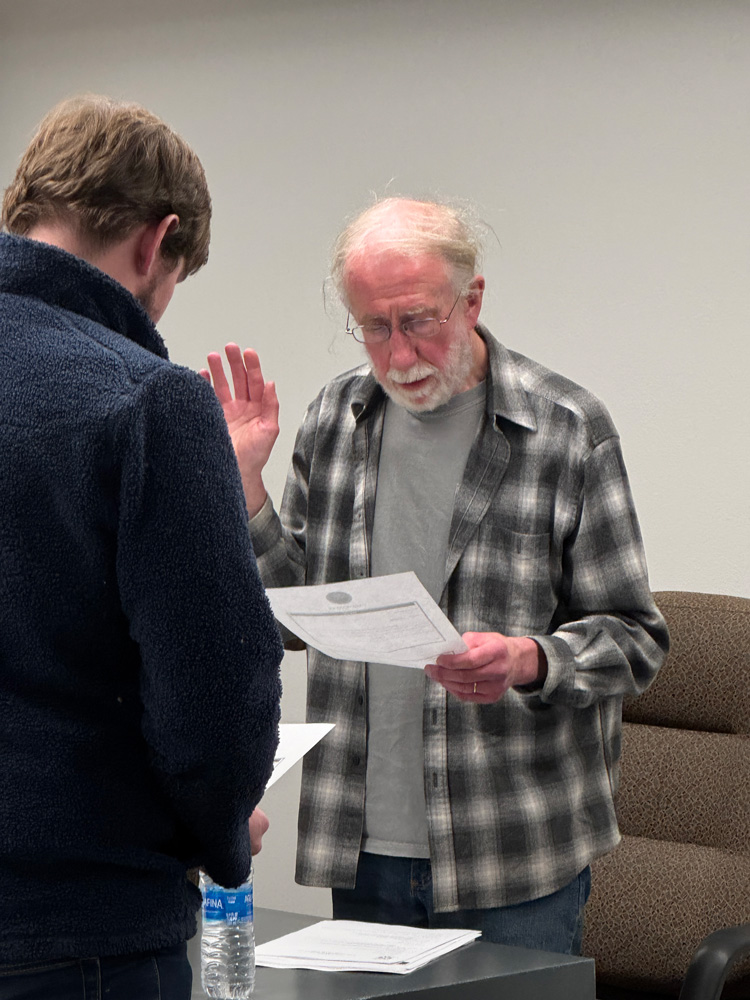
[{"xmin": 372, "ymin": 333, "xmax": 476, "ymax": 413}]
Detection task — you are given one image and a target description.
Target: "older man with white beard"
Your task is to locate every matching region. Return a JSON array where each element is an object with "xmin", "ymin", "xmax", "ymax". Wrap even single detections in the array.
[{"xmin": 204, "ymin": 196, "xmax": 668, "ymax": 955}]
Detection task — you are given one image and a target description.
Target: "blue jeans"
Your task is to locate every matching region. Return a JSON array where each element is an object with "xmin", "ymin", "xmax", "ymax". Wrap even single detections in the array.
[
  {"xmin": 0, "ymin": 942, "xmax": 192, "ymax": 1000},
  {"xmin": 332, "ymin": 853, "xmax": 591, "ymax": 955}
]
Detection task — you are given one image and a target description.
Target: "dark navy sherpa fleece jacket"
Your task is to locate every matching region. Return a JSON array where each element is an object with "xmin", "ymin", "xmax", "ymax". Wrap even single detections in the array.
[{"xmin": 0, "ymin": 234, "xmax": 283, "ymax": 962}]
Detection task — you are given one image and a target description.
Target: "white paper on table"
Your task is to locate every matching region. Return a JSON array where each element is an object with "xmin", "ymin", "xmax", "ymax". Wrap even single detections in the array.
[
  {"xmin": 266, "ymin": 572, "xmax": 467, "ymax": 669},
  {"xmin": 255, "ymin": 919, "xmax": 481, "ymax": 974},
  {"xmin": 266, "ymin": 723, "xmax": 335, "ymax": 789}
]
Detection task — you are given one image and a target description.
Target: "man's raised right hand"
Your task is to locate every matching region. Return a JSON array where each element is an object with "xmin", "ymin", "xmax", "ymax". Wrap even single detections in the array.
[{"xmin": 200, "ymin": 344, "xmax": 279, "ymax": 517}]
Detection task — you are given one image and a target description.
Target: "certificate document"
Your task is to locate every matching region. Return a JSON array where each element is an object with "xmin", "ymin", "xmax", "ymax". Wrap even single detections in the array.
[{"xmin": 266, "ymin": 571, "xmax": 467, "ymax": 669}]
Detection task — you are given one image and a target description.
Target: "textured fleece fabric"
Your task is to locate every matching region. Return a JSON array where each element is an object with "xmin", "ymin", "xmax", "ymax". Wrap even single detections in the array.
[{"xmin": 0, "ymin": 234, "xmax": 283, "ymax": 962}]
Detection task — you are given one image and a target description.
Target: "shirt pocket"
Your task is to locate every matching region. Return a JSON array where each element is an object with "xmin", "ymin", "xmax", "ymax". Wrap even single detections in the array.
[{"xmin": 465, "ymin": 525, "xmax": 557, "ymax": 636}]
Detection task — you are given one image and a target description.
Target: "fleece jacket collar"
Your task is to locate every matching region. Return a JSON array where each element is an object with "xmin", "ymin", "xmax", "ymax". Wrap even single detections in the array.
[{"xmin": 0, "ymin": 232, "xmax": 169, "ymax": 359}]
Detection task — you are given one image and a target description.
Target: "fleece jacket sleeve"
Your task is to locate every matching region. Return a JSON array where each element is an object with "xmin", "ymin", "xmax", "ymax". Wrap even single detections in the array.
[{"xmin": 112, "ymin": 364, "xmax": 283, "ymax": 888}]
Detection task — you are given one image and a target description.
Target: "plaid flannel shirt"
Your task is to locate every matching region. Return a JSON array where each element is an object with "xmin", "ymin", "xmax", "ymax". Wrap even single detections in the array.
[{"xmin": 250, "ymin": 326, "xmax": 668, "ymax": 911}]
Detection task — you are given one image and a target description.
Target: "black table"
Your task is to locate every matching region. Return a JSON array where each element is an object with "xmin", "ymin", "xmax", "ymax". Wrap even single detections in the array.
[{"xmin": 188, "ymin": 906, "xmax": 596, "ymax": 999}]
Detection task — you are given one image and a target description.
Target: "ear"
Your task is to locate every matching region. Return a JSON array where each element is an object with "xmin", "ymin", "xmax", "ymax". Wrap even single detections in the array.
[
  {"xmin": 465, "ymin": 275, "xmax": 485, "ymax": 325},
  {"xmin": 136, "ymin": 214, "xmax": 180, "ymax": 277}
]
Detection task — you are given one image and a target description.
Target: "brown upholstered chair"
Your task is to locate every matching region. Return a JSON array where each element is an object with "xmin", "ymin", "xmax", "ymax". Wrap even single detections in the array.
[{"xmin": 582, "ymin": 591, "xmax": 750, "ymax": 999}]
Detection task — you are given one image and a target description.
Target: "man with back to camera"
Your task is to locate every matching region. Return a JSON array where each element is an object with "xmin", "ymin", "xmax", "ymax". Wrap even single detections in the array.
[
  {"xmin": 0, "ymin": 96, "xmax": 283, "ymax": 999},
  {"xmin": 204, "ymin": 196, "xmax": 669, "ymax": 955}
]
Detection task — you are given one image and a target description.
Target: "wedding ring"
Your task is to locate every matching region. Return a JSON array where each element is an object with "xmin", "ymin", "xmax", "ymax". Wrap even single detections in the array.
[{"xmin": 473, "ymin": 682, "xmax": 478, "ymax": 694}]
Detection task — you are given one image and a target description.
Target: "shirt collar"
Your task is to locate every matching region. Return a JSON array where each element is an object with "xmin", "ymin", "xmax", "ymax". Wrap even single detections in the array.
[
  {"xmin": 350, "ymin": 369, "xmax": 385, "ymax": 422},
  {"xmin": 477, "ymin": 324, "xmax": 538, "ymax": 432}
]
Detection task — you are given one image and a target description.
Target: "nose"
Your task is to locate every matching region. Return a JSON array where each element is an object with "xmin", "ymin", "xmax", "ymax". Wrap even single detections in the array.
[{"xmin": 387, "ymin": 326, "xmax": 420, "ymax": 369}]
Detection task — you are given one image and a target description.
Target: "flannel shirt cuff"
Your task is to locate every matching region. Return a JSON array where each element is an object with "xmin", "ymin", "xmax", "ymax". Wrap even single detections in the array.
[
  {"xmin": 247, "ymin": 493, "xmax": 282, "ymax": 557},
  {"xmin": 523, "ymin": 633, "xmax": 578, "ymax": 704}
]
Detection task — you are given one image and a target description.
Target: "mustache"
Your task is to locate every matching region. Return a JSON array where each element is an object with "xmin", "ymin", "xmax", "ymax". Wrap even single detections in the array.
[{"xmin": 386, "ymin": 363, "xmax": 438, "ymax": 384}]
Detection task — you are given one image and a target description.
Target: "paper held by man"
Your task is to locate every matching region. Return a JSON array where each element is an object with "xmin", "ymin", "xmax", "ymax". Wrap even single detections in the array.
[{"xmin": 265, "ymin": 571, "xmax": 467, "ymax": 668}]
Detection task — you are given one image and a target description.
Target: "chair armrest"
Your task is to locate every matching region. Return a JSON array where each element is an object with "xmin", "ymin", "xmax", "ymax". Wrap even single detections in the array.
[{"xmin": 679, "ymin": 925, "xmax": 750, "ymax": 1000}]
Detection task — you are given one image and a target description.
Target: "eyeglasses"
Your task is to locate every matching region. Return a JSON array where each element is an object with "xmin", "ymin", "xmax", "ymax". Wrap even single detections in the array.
[{"xmin": 346, "ymin": 291, "xmax": 462, "ymax": 344}]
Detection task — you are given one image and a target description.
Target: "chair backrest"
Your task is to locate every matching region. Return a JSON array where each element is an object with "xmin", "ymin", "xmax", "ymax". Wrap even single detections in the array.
[
  {"xmin": 624, "ymin": 591, "xmax": 750, "ymax": 736},
  {"xmin": 583, "ymin": 591, "xmax": 750, "ymax": 997}
]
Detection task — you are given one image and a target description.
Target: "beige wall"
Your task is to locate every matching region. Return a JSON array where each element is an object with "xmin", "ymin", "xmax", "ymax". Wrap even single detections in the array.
[{"xmin": 2, "ymin": 0, "xmax": 748, "ymax": 917}]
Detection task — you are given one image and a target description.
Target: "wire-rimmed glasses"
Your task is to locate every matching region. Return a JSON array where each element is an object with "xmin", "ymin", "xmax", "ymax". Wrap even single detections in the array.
[{"xmin": 345, "ymin": 291, "xmax": 462, "ymax": 344}]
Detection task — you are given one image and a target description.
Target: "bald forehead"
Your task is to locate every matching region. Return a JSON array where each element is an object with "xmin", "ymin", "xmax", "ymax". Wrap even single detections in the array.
[
  {"xmin": 332, "ymin": 196, "xmax": 481, "ymax": 308},
  {"xmin": 341, "ymin": 205, "xmax": 456, "ymax": 299},
  {"xmin": 343, "ymin": 248, "xmax": 452, "ymax": 306},
  {"xmin": 351, "ymin": 199, "xmax": 452, "ymax": 247}
]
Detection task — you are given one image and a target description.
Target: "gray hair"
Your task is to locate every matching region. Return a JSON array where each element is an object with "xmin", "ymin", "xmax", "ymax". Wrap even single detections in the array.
[{"xmin": 330, "ymin": 196, "xmax": 485, "ymax": 306}]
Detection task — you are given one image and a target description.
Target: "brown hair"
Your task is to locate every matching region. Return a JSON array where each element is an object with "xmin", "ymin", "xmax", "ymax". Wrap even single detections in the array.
[{"xmin": 2, "ymin": 95, "xmax": 211, "ymax": 275}]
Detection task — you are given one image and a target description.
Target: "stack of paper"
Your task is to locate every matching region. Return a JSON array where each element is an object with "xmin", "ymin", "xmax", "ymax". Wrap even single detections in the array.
[{"xmin": 255, "ymin": 919, "xmax": 480, "ymax": 974}]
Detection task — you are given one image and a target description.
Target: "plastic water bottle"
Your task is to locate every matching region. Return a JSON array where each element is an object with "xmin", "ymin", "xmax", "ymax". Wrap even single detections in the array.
[{"xmin": 200, "ymin": 868, "xmax": 255, "ymax": 998}]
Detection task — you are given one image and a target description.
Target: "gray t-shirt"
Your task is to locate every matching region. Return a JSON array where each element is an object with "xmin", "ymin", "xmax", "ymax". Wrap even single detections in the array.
[{"xmin": 362, "ymin": 382, "xmax": 485, "ymax": 857}]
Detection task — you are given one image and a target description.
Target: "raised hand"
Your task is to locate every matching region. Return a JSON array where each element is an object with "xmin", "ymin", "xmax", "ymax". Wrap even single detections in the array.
[{"xmin": 200, "ymin": 344, "xmax": 279, "ymax": 516}]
